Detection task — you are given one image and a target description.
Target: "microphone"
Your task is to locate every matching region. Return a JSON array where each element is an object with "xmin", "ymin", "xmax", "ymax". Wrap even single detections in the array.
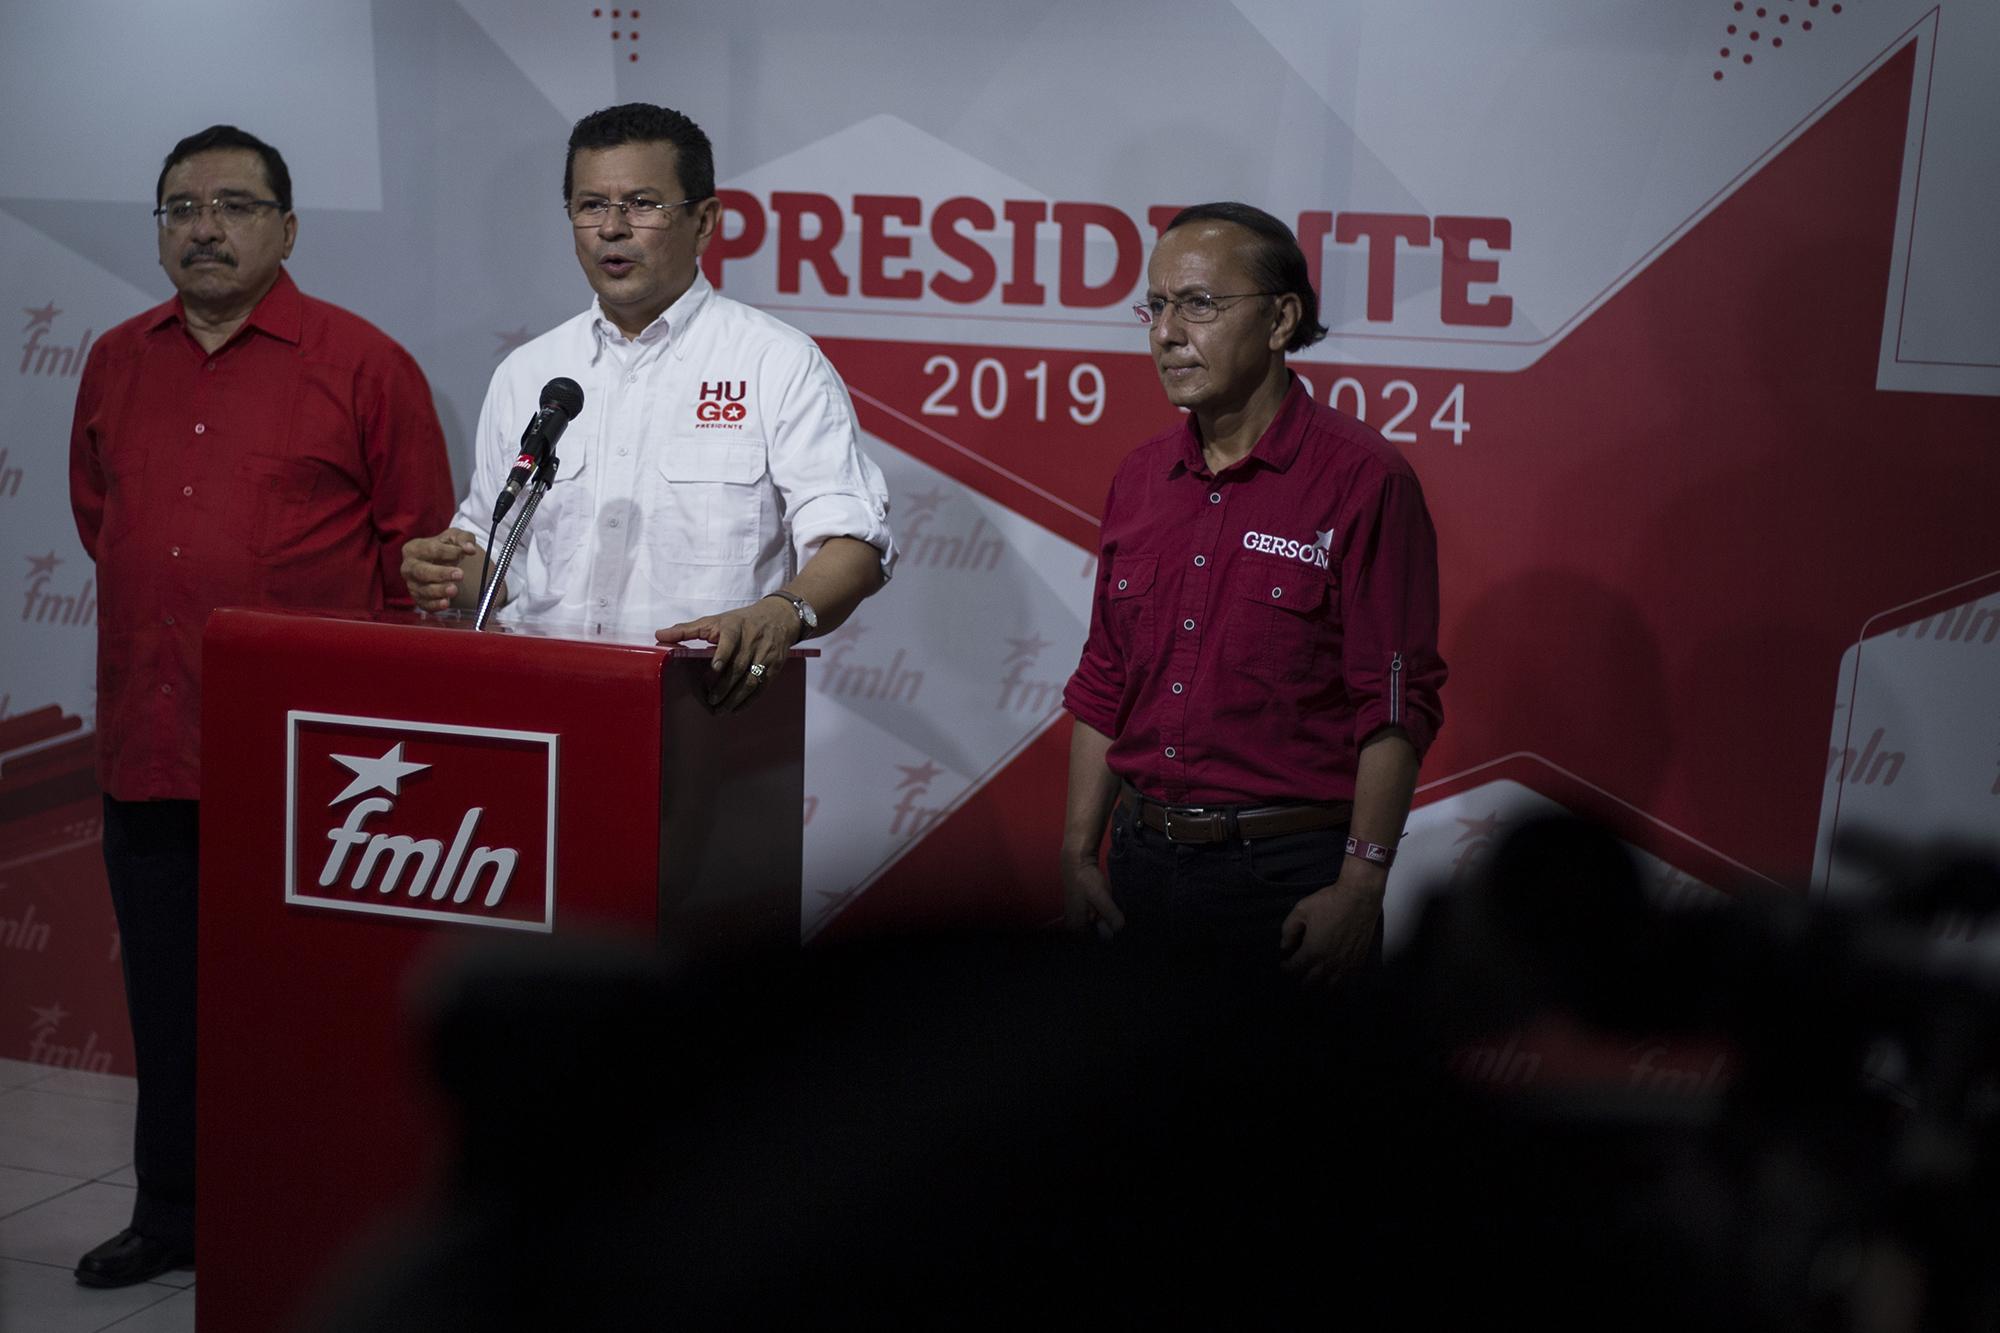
[{"xmin": 492, "ymin": 378, "xmax": 586, "ymax": 523}]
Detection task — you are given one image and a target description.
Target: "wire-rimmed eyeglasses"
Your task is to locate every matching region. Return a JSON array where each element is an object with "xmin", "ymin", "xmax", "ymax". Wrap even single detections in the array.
[
  {"xmin": 153, "ymin": 197, "xmax": 285, "ymax": 231},
  {"xmin": 566, "ymin": 196, "xmax": 704, "ymax": 229},
  {"xmin": 1133, "ymin": 292, "xmax": 1278, "ymax": 325}
]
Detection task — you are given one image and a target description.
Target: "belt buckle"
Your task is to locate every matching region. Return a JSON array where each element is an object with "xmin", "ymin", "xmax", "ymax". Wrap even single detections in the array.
[{"xmin": 1161, "ymin": 805, "xmax": 1205, "ymax": 843}]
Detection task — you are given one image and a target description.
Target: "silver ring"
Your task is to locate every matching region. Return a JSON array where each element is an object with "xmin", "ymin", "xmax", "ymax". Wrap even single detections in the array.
[{"xmin": 747, "ymin": 663, "xmax": 767, "ymax": 678}]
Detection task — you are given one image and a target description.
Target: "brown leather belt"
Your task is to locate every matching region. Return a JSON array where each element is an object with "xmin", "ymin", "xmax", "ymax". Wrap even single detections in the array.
[{"xmin": 1130, "ymin": 791, "xmax": 1352, "ymax": 845}]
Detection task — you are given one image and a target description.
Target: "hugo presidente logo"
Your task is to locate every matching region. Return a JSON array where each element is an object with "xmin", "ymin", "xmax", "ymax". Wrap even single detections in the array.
[
  {"xmin": 694, "ymin": 379, "xmax": 750, "ymax": 427},
  {"xmin": 285, "ymin": 712, "xmax": 558, "ymax": 932}
]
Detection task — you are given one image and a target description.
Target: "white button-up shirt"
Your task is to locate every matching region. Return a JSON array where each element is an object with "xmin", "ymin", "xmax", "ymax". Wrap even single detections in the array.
[{"xmin": 452, "ymin": 276, "xmax": 895, "ymax": 634}]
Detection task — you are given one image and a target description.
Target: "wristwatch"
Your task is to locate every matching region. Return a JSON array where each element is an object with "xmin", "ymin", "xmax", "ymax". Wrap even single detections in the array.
[{"xmin": 764, "ymin": 589, "xmax": 819, "ymax": 638}]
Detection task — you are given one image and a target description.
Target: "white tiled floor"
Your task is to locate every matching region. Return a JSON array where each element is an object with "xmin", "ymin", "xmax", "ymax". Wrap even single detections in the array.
[{"xmin": 0, "ymin": 1058, "xmax": 195, "ymax": 1332}]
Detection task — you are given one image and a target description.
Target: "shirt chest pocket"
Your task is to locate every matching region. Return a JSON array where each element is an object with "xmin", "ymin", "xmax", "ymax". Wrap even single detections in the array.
[
  {"xmin": 1223, "ymin": 557, "xmax": 1334, "ymax": 685},
  {"xmin": 242, "ymin": 451, "xmax": 328, "ymax": 560},
  {"xmin": 527, "ymin": 453, "xmax": 596, "ymax": 595},
  {"xmin": 652, "ymin": 440, "xmax": 769, "ymax": 567},
  {"xmin": 1108, "ymin": 554, "xmax": 1157, "ymax": 660}
]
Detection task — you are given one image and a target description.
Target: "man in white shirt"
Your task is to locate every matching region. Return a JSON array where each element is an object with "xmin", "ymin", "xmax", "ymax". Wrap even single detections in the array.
[{"xmin": 403, "ymin": 103, "xmax": 894, "ymax": 710}]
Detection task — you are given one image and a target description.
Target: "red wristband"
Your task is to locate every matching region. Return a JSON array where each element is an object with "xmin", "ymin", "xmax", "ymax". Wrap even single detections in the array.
[{"xmin": 1345, "ymin": 836, "xmax": 1396, "ymax": 868}]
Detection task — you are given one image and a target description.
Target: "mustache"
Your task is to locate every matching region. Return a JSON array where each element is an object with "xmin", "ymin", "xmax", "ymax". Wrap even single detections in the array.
[{"xmin": 180, "ymin": 247, "xmax": 236, "ymax": 268}]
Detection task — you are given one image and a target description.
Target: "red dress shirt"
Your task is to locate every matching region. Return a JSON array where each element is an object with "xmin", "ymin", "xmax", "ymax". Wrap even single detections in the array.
[
  {"xmin": 1064, "ymin": 378, "xmax": 1445, "ymax": 805},
  {"xmin": 69, "ymin": 269, "xmax": 455, "ymax": 801}
]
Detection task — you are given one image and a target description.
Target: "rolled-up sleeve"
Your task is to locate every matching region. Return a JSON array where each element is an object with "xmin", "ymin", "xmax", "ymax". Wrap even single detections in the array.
[
  {"xmin": 1338, "ymin": 471, "xmax": 1446, "ymax": 759},
  {"xmin": 768, "ymin": 345, "xmax": 896, "ymax": 579},
  {"xmin": 1062, "ymin": 476, "xmax": 1126, "ymax": 736}
]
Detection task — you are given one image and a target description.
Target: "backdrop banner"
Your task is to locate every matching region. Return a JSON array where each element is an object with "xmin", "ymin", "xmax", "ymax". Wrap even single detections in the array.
[{"xmin": 3, "ymin": 0, "xmax": 1995, "ymax": 1074}]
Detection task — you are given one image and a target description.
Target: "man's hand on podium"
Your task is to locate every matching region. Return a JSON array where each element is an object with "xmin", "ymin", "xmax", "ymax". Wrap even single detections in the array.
[
  {"xmin": 403, "ymin": 528, "xmax": 493, "ymax": 612},
  {"xmin": 657, "ymin": 597, "xmax": 803, "ymax": 713}
]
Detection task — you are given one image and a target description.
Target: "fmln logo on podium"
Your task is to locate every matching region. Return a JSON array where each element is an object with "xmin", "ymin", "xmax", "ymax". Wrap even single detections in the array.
[{"xmin": 285, "ymin": 712, "xmax": 558, "ymax": 931}]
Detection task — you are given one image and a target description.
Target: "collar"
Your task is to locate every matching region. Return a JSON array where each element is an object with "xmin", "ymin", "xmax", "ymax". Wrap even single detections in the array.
[
  {"xmin": 145, "ymin": 267, "xmax": 304, "ymax": 349},
  {"xmin": 1167, "ymin": 374, "xmax": 1310, "ymax": 478},
  {"xmin": 589, "ymin": 273, "xmax": 713, "ymax": 365}
]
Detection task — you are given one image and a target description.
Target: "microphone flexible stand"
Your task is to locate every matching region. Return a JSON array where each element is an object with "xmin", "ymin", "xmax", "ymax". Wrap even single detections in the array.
[{"xmin": 474, "ymin": 450, "xmax": 558, "ymax": 632}]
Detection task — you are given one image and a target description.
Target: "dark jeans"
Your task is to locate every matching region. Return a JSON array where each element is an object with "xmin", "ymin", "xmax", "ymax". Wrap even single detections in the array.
[
  {"xmin": 100, "ymin": 795, "xmax": 199, "ymax": 1249},
  {"xmin": 1105, "ymin": 800, "xmax": 1381, "ymax": 984}
]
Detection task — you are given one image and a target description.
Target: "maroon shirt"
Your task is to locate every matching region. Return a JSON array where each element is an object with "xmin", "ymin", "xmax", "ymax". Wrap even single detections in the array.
[
  {"xmin": 1064, "ymin": 378, "xmax": 1445, "ymax": 805},
  {"xmin": 70, "ymin": 268, "xmax": 454, "ymax": 801}
]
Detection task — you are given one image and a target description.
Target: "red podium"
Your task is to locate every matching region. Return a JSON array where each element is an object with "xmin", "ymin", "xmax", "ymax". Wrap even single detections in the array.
[{"xmin": 196, "ymin": 608, "xmax": 809, "ymax": 1332}]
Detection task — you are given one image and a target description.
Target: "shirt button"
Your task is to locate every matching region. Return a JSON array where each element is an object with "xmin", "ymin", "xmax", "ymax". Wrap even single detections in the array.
[
  {"xmin": 608, "ymin": 517, "xmax": 620, "ymax": 529},
  {"xmin": 170, "ymin": 545, "xmax": 181, "ymax": 557},
  {"xmin": 1208, "ymin": 492, "xmax": 1220, "ymax": 504},
  {"xmin": 194, "ymin": 423, "xmax": 205, "ymax": 435},
  {"xmin": 1172, "ymin": 682, "xmax": 1184, "ymax": 695},
  {"xmin": 1193, "ymin": 555, "xmax": 1205, "ymax": 567},
  {"xmin": 1182, "ymin": 618, "xmax": 1195, "ymax": 631},
  {"xmin": 1116, "ymin": 578, "xmax": 1128, "ymax": 590},
  {"xmin": 617, "ymin": 447, "xmax": 629, "ymax": 456},
  {"xmin": 204, "ymin": 362, "xmax": 216, "ymax": 373},
  {"xmin": 1271, "ymin": 587, "xmax": 1283, "ymax": 599},
  {"xmin": 182, "ymin": 486, "xmax": 194, "ymax": 497},
  {"xmin": 597, "ymin": 597, "xmax": 610, "ymax": 608},
  {"xmin": 161, "ymin": 683, "xmax": 173, "ymax": 695},
  {"xmin": 1164, "ymin": 746, "xmax": 1176, "ymax": 758}
]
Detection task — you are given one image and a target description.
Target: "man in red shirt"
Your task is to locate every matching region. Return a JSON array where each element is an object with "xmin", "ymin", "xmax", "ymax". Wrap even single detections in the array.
[
  {"xmin": 1061, "ymin": 203, "xmax": 1445, "ymax": 986},
  {"xmin": 67, "ymin": 126, "xmax": 455, "ymax": 1287}
]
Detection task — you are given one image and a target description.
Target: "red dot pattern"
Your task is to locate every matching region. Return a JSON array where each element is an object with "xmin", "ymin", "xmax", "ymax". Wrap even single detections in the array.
[
  {"xmin": 594, "ymin": 4, "xmax": 640, "ymax": 62},
  {"xmin": 1715, "ymin": 0, "xmax": 1845, "ymax": 83}
]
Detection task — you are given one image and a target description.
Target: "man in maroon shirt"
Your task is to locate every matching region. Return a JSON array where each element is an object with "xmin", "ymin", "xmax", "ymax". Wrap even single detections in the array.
[
  {"xmin": 1061, "ymin": 203, "xmax": 1445, "ymax": 986},
  {"xmin": 67, "ymin": 126, "xmax": 454, "ymax": 1287}
]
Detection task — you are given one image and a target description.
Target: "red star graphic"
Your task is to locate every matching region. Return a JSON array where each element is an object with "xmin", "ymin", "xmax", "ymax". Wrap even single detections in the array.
[
  {"xmin": 30, "ymin": 1000, "xmax": 69, "ymax": 1029},
  {"xmin": 1455, "ymin": 813, "xmax": 1505, "ymax": 844},
  {"xmin": 22, "ymin": 301, "xmax": 59, "ymax": 333},
  {"xmin": 26, "ymin": 551, "xmax": 61, "ymax": 578},
  {"xmin": 1004, "ymin": 633, "xmax": 1053, "ymax": 665},
  {"xmin": 903, "ymin": 486, "xmax": 948, "ymax": 517},
  {"xmin": 895, "ymin": 759, "xmax": 943, "ymax": 790},
  {"xmin": 493, "ymin": 326, "xmax": 531, "ymax": 357}
]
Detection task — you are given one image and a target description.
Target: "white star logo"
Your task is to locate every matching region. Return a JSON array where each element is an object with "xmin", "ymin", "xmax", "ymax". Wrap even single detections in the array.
[
  {"xmin": 1315, "ymin": 528, "xmax": 1335, "ymax": 550},
  {"xmin": 328, "ymin": 742, "xmax": 431, "ymax": 805}
]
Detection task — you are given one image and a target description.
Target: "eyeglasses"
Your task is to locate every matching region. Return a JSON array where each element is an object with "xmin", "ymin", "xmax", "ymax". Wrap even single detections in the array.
[
  {"xmin": 1134, "ymin": 292, "xmax": 1278, "ymax": 326},
  {"xmin": 153, "ymin": 197, "xmax": 285, "ymax": 230},
  {"xmin": 566, "ymin": 196, "xmax": 703, "ymax": 229}
]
